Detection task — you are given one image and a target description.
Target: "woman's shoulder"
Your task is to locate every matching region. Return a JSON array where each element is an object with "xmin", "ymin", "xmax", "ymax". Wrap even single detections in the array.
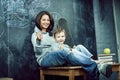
[
  {"xmin": 34, "ymin": 26, "xmax": 40, "ymax": 32},
  {"xmin": 52, "ymin": 42, "xmax": 59, "ymax": 46}
]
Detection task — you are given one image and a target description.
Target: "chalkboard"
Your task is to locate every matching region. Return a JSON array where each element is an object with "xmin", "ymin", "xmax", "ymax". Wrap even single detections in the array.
[{"xmin": 0, "ymin": 0, "xmax": 96, "ymax": 80}]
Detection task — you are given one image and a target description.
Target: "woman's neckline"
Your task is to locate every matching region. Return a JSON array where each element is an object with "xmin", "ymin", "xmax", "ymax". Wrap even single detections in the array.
[{"xmin": 41, "ymin": 32, "xmax": 47, "ymax": 34}]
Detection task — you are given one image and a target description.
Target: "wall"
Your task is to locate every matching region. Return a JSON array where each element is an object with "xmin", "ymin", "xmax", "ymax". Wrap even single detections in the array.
[
  {"xmin": 0, "ymin": 0, "xmax": 96, "ymax": 80},
  {"xmin": 113, "ymin": 0, "xmax": 120, "ymax": 62},
  {"xmin": 93, "ymin": 0, "xmax": 118, "ymax": 80},
  {"xmin": 93, "ymin": 0, "xmax": 117, "ymax": 58}
]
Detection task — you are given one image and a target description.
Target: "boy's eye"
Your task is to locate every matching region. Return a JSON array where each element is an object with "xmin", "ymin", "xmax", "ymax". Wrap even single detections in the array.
[{"xmin": 57, "ymin": 36, "xmax": 60, "ymax": 38}]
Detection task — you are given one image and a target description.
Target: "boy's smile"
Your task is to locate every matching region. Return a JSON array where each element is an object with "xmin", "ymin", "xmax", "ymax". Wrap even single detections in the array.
[{"xmin": 55, "ymin": 32, "xmax": 66, "ymax": 45}]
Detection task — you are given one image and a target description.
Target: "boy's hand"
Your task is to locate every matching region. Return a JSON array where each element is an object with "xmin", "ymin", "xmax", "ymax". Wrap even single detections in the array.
[
  {"xmin": 73, "ymin": 45, "xmax": 76, "ymax": 48},
  {"xmin": 60, "ymin": 44, "xmax": 64, "ymax": 49}
]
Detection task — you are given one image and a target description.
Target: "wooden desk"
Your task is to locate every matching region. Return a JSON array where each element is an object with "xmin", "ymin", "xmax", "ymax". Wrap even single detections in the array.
[
  {"xmin": 112, "ymin": 63, "xmax": 120, "ymax": 80},
  {"xmin": 40, "ymin": 63, "xmax": 120, "ymax": 80},
  {"xmin": 40, "ymin": 66, "xmax": 86, "ymax": 80}
]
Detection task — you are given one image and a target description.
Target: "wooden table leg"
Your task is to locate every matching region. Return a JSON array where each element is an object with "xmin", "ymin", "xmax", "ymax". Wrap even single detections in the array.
[
  {"xmin": 40, "ymin": 70, "xmax": 44, "ymax": 80},
  {"xmin": 69, "ymin": 70, "xmax": 75, "ymax": 80},
  {"xmin": 112, "ymin": 64, "xmax": 120, "ymax": 80},
  {"xmin": 69, "ymin": 75, "xmax": 75, "ymax": 80},
  {"xmin": 83, "ymin": 76, "xmax": 86, "ymax": 80},
  {"xmin": 118, "ymin": 66, "xmax": 120, "ymax": 80}
]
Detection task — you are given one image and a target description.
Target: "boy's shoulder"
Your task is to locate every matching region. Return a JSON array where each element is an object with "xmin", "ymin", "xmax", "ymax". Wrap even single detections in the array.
[{"xmin": 52, "ymin": 42, "xmax": 59, "ymax": 46}]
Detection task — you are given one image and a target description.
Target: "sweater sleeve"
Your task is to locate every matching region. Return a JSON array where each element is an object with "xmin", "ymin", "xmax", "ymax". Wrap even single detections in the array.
[
  {"xmin": 31, "ymin": 31, "xmax": 56, "ymax": 52},
  {"xmin": 31, "ymin": 32, "xmax": 41, "ymax": 52}
]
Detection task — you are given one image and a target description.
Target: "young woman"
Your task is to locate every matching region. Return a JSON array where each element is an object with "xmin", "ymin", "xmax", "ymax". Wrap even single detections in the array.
[{"xmin": 31, "ymin": 11, "xmax": 99, "ymax": 80}]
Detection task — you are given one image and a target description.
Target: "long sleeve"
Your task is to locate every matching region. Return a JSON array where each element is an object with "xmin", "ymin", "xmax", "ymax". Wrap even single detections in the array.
[
  {"xmin": 31, "ymin": 31, "xmax": 55, "ymax": 65},
  {"xmin": 31, "ymin": 32, "xmax": 41, "ymax": 52}
]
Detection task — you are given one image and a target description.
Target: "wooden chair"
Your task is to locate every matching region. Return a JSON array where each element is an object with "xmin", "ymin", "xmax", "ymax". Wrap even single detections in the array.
[{"xmin": 40, "ymin": 66, "xmax": 86, "ymax": 80}]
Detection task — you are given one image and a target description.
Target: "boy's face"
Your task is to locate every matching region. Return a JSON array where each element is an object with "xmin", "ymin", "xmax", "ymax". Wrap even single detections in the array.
[{"xmin": 55, "ymin": 32, "xmax": 66, "ymax": 45}]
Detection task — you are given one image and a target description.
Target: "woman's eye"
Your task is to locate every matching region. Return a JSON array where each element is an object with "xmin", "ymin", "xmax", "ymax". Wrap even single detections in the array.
[{"xmin": 47, "ymin": 19, "xmax": 50, "ymax": 21}]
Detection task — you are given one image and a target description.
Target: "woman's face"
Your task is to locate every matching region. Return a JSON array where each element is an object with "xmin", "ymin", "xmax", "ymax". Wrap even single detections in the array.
[
  {"xmin": 40, "ymin": 14, "xmax": 50, "ymax": 30},
  {"xmin": 55, "ymin": 31, "xmax": 66, "ymax": 45}
]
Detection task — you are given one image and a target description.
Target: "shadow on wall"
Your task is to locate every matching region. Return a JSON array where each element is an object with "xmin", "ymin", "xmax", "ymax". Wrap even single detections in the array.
[
  {"xmin": 13, "ymin": 22, "xmax": 39, "ymax": 80},
  {"xmin": 57, "ymin": 18, "xmax": 74, "ymax": 47},
  {"xmin": 0, "ymin": 27, "xmax": 40, "ymax": 80}
]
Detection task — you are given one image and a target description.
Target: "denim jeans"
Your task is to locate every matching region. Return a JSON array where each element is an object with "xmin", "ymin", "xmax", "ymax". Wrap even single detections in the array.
[
  {"xmin": 75, "ymin": 45, "xmax": 93, "ymax": 58},
  {"xmin": 41, "ymin": 49, "xmax": 99, "ymax": 80}
]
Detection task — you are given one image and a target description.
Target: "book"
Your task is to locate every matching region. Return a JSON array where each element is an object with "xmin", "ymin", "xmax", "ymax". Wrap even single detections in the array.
[
  {"xmin": 98, "ymin": 53, "xmax": 115, "ymax": 57},
  {"xmin": 98, "ymin": 56, "xmax": 113, "ymax": 59},
  {"xmin": 98, "ymin": 53, "xmax": 115, "ymax": 64}
]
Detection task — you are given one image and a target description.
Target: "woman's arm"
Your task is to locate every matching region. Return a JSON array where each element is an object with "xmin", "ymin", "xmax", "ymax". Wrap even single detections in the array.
[{"xmin": 31, "ymin": 32, "xmax": 41, "ymax": 51}]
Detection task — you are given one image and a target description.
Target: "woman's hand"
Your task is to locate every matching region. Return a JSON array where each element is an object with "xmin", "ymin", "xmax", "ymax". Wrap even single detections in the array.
[{"xmin": 36, "ymin": 32, "xmax": 43, "ymax": 41}]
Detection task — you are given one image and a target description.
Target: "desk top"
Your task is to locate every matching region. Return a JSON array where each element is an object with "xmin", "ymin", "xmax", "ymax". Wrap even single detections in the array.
[{"xmin": 40, "ymin": 63, "xmax": 120, "ymax": 70}]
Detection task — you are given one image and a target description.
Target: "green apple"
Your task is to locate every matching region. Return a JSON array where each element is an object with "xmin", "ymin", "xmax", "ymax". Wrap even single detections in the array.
[{"xmin": 104, "ymin": 48, "xmax": 111, "ymax": 54}]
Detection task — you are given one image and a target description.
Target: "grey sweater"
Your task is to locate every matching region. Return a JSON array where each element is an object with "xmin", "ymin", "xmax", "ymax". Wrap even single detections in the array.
[
  {"xmin": 31, "ymin": 29, "xmax": 55, "ymax": 65},
  {"xmin": 51, "ymin": 42, "xmax": 71, "ymax": 53}
]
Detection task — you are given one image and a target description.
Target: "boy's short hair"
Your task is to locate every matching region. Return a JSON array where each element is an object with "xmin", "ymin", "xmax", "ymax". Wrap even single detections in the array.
[{"xmin": 54, "ymin": 27, "xmax": 66, "ymax": 38}]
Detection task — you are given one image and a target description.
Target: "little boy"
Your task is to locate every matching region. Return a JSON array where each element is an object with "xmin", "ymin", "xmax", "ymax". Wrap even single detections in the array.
[
  {"xmin": 52, "ymin": 27, "xmax": 93, "ymax": 58},
  {"xmin": 52, "ymin": 27, "xmax": 112, "ymax": 78}
]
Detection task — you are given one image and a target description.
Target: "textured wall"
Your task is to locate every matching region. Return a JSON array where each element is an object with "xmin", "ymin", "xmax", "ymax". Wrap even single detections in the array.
[
  {"xmin": 0, "ymin": 0, "xmax": 101, "ymax": 80},
  {"xmin": 93, "ymin": 0, "xmax": 117, "ymax": 57},
  {"xmin": 113, "ymin": 0, "xmax": 120, "ymax": 63},
  {"xmin": 93, "ymin": 0, "xmax": 117, "ymax": 80}
]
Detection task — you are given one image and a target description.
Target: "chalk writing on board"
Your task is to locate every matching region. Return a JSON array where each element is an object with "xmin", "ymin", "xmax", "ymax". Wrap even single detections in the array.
[
  {"xmin": 51, "ymin": 12, "xmax": 61, "ymax": 27},
  {"xmin": 27, "ymin": 0, "xmax": 51, "ymax": 17},
  {"xmin": 51, "ymin": 12, "xmax": 61, "ymax": 21},
  {"xmin": 6, "ymin": 9, "xmax": 30, "ymax": 28},
  {"xmin": 29, "ymin": 0, "xmax": 51, "ymax": 9},
  {"xmin": 0, "ymin": 15, "xmax": 4, "ymax": 38},
  {"xmin": 0, "ymin": 28, "xmax": 4, "ymax": 38},
  {"xmin": 5, "ymin": 0, "xmax": 30, "ymax": 28}
]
